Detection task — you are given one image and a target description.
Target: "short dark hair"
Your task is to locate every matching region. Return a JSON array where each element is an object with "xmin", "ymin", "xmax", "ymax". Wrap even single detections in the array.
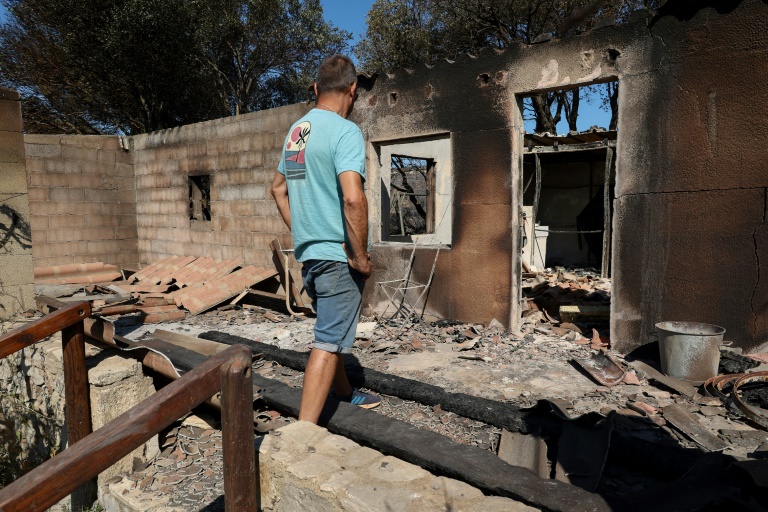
[{"xmin": 316, "ymin": 54, "xmax": 357, "ymax": 94}]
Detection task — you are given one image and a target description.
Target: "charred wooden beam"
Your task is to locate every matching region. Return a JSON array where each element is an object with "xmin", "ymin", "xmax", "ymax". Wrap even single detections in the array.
[
  {"xmin": 200, "ymin": 330, "xmax": 703, "ymax": 480},
  {"xmin": 199, "ymin": 330, "xmax": 551, "ymax": 435}
]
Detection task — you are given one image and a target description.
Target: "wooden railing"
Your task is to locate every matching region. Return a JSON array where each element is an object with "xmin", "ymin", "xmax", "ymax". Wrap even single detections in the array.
[
  {"xmin": 0, "ymin": 302, "xmax": 257, "ymax": 511},
  {"xmin": 0, "ymin": 301, "xmax": 94, "ymax": 507}
]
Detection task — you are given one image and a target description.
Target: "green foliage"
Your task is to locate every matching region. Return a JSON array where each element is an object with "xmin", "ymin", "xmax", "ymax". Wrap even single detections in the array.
[
  {"xmin": 0, "ymin": 0, "xmax": 350, "ymax": 134},
  {"xmin": 356, "ymin": 0, "xmax": 663, "ymax": 74},
  {"xmin": 195, "ymin": 0, "xmax": 350, "ymax": 115},
  {"xmin": 0, "ymin": 391, "xmax": 60, "ymax": 489}
]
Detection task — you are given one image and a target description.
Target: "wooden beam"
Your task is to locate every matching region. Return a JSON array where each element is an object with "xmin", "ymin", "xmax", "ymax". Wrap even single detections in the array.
[
  {"xmin": 0, "ymin": 301, "xmax": 90, "ymax": 359},
  {"xmin": 221, "ymin": 352, "xmax": 258, "ymax": 511},
  {"xmin": 270, "ymin": 239, "xmax": 306, "ymax": 308},
  {"xmin": 61, "ymin": 319, "xmax": 95, "ymax": 508},
  {"xmin": 528, "ymin": 141, "xmax": 616, "ymax": 153},
  {"xmin": 153, "ymin": 329, "xmax": 229, "ymax": 356},
  {"xmin": 531, "ymin": 153, "xmax": 542, "ymax": 268},
  {"xmin": 601, "ymin": 146, "xmax": 614, "ymax": 278},
  {"xmin": 54, "ymin": 294, "xmax": 130, "ymax": 303}
]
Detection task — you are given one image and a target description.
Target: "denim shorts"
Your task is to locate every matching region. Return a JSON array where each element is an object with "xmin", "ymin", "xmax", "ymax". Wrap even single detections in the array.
[{"xmin": 302, "ymin": 260, "xmax": 365, "ymax": 354}]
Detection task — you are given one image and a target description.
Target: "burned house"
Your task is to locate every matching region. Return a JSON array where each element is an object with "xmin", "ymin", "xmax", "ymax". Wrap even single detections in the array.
[
  {"xmin": 352, "ymin": 0, "xmax": 768, "ymax": 354},
  {"xmin": 1, "ymin": 0, "xmax": 766, "ymax": 355}
]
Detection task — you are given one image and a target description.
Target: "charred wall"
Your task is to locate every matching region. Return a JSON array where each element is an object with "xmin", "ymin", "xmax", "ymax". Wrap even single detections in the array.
[
  {"xmin": 0, "ymin": 87, "xmax": 34, "ymax": 316},
  {"xmin": 355, "ymin": 0, "xmax": 768, "ymax": 352},
  {"xmin": 611, "ymin": 0, "xmax": 768, "ymax": 352},
  {"xmin": 353, "ymin": 55, "xmax": 515, "ymax": 326}
]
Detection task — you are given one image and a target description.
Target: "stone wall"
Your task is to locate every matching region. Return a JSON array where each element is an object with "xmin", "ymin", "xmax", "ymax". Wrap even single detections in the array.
[
  {"xmin": 259, "ymin": 422, "xmax": 537, "ymax": 512},
  {"xmin": 130, "ymin": 103, "xmax": 309, "ymax": 269},
  {"xmin": 0, "ymin": 321, "xmax": 158, "ymax": 507},
  {"xmin": 0, "ymin": 88, "xmax": 34, "ymax": 317},
  {"xmin": 24, "ymin": 134, "xmax": 139, "ymax": 269}
]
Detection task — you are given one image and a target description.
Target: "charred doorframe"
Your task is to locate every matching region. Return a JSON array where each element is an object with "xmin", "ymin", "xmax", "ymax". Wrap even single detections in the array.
[
  {"xmin": 369, "ymin": 134, "xmax": 453, "ymax": 247},
  {"xmin": 510, "ymin": 76, "xmax": 621, "ymax": 324}
]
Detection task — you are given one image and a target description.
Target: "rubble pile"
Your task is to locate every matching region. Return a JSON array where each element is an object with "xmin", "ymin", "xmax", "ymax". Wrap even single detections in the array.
[
  {"xmin": 105, "ymin": 415, "xmax": 226, "ymax": 511},
  {"xmin": 520, "ymin": 267, "xmax": 610, "ymax": 345}
]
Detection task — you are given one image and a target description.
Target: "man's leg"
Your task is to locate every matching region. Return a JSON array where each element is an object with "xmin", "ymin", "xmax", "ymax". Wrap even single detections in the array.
[
  {"xmin": 298, "ymin": 348, "xmax": 340, "ymax": 423},
  {"xmin": 333, "ymin": 354, "xmax": 353, "ymax": 397},
  {"xmin": 299, "ymin": 261, "xmax": 367, "ymax": 422}
]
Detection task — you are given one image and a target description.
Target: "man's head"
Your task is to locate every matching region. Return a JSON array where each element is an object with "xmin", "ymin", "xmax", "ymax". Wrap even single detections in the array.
[
  {"xmin": 314, "ymin": 54, "xmax": 358, "ymax": 118},
  {"xmin": 316, "ymin": 54, "xmax": 357, "ymax": 94}
]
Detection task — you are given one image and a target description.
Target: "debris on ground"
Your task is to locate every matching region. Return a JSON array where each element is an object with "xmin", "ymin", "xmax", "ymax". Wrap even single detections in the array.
[
  {"xmin": 19, "ymin": 257, "xmax": 768, "ymax": 502},
  {"xmin": 520, "ymin": 266, "xmax": 610, "ymax": 346}
]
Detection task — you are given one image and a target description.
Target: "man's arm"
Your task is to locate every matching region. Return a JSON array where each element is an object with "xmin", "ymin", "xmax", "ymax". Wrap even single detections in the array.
[
  {"xmin": 339, "ymin": 171, "xmax": 372, "ymax": 277},
  {"xmin": 271, "ymin": 172, "xmax": 291, "ymax": 230}
]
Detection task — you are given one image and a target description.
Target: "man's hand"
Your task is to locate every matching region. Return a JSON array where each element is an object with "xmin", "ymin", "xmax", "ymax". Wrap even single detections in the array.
[
  {"xmin": 343, "ymin": 242, "xmax": 372, "ymax": 279},
  {"xmin": 339, "ymin": 171, "xmax": 370, "ymax": 278}
]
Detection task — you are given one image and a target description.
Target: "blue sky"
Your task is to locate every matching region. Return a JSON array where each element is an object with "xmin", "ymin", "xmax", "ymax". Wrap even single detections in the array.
[{"xmin": 320, "ymin": 0, "xmax": 375, "ymax": 47}]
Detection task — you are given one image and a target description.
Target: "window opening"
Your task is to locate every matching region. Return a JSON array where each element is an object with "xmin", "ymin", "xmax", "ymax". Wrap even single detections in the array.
[
  {"xmin": 389, "ymin": 156, "xmax": 434, "ymax": 238},
  {"xmin": 377, "ymin": 135, "xmax": 452, "ymax": 246},
  {"xmin": 189, "ymin": 175, "xmax": 211, "ymax": 221}
]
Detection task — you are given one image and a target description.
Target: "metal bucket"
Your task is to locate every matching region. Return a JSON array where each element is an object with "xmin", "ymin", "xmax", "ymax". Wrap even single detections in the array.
[{"xmin": 656, "ymin": 321, "xmax": 726, "ymax": 382}]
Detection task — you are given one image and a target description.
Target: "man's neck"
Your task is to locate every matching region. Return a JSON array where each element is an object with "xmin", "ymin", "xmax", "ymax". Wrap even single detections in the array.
[{"xmin": 315, "ymin": 94, "xmax": 347, "ymax": 118}]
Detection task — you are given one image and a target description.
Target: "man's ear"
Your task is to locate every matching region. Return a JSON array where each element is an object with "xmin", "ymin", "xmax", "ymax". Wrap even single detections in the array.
[
  {"xmin": 313, "ymin": 82, "xmax": 319, "ymax": 98},
  {"xmin": 350, "ymin": 82, "xmax": 358, "ymax": 97}
]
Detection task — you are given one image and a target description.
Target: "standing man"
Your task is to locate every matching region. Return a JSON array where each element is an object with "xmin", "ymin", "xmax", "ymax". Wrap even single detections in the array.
[{"xmin": 271, "ymin": 54, "xmax": 380, "ymax": 424}]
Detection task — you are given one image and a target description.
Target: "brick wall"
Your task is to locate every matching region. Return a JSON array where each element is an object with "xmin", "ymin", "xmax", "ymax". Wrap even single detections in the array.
[
  {"xmin": 130, "ymin": 103, "xmax": 309, "ymax": 268},
  {"xmin": 25, "ymin": 135, "xmax": 139, "ymax": 268},
  {"xmin": 0, "ymin": 87, "xmax": 34, "ymax": 316}
]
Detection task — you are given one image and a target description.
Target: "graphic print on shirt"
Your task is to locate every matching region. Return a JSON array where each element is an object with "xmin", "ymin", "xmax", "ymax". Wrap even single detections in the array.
[{"xmin": 284, "ymin": 121, "xmax": 311, "ymax": 182}]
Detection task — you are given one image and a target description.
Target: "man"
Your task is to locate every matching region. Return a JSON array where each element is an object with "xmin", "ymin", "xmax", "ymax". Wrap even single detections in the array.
[{"xmin": 271, "ymin": 54, "xmax": 380, "ymax": 424}]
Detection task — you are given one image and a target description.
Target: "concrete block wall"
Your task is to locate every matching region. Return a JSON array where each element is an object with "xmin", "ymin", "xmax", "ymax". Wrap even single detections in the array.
[
  {"xmin": 130, "ymin": 103, "xmax": 310, "ymax": 269},
  {"xmin": 0, "ymin": 87, "xmax": 35, "ymax": 317},
  {"xmin": 24, "ymin": 134, "xmax": 139, "ymax": 268}
]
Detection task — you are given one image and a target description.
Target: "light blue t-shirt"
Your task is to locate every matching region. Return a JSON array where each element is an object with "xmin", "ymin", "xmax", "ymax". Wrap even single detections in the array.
[{"xmin": 277, "ymin": 109, "xmax": 365, "ymax": 262}]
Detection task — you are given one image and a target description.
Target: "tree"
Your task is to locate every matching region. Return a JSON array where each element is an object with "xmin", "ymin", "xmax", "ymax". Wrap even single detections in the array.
[
  {"xmin": 0, "ymin": 0, "xmax": 350, "ymax": 134},
  {"xmin": 356, "ymin": 0, "xmax": 660, "ymax": 132},
  {"xmin": 195, "ymin": 0, "xmax": 350, "ymax": 116}
]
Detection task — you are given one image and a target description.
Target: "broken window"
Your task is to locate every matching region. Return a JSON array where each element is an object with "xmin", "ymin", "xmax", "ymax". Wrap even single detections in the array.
[
  {"xmin": 377, "ymin": 135, "xmax": 452, "ymax": 246},
  {"xmin": 522, "ymin": 82, "xmax": 618, "ymax": 135},
  {"xmin": 189, "ymin": 175, "xmax": 211, "ymax": 221},
  {"xmin": 389, "ymin": 156, "xmax": 434, "ymax": 237}
]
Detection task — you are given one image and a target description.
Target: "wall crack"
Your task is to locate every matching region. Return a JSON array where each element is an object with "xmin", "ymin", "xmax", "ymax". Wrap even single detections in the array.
[
  {"xmin": 749, "ymin": 187, "xmax": 767, "ymax": 343},
  {"xmin": 616, "ymin": 185, "xmax": 767, "ymax": 200}
]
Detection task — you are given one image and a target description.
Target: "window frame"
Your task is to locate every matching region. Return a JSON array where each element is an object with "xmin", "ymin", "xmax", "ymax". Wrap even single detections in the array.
[{"xmin": 374, "ymin": 135, "xmax": 452, "ymax": 247}]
